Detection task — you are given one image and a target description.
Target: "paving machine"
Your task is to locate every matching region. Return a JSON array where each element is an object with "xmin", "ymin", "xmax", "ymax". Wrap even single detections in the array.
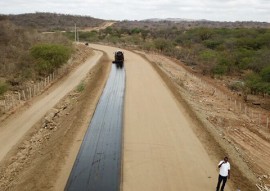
[{"xmin": 112, "ymin": 51, "xmax": 124, "ymax": 68}]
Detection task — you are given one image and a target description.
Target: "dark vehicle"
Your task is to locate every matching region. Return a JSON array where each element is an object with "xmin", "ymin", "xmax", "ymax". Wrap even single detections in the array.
[{"xmin": 112, "ymin": 51, "xmax": 124, "ymax": 68}]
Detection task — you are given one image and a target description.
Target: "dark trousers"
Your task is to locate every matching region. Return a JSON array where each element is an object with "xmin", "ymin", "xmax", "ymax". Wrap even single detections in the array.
[{"xmin": 216, "ymin": 175, "xmax": 227, "ymax": 191}]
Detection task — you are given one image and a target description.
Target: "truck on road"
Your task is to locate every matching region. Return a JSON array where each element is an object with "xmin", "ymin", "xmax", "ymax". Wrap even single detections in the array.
[{"xmin": 113, "ymin": 51, "xmax": 124, "ymax": 68}]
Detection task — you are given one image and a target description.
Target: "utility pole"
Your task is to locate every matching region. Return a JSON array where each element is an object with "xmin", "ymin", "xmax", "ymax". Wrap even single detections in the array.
[
  {"xmin": 77, "ymin": 29, "xmax": 79, "ymax": 42},
  {"xmin": 75, "ymin": 23, "xmax": 77, "ymax": 42}
]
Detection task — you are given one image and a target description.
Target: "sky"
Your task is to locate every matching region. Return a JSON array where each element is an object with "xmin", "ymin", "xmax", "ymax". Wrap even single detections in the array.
[{"xmin": 0, "ymin": 0, "xmax": 269, "ymax": 22}]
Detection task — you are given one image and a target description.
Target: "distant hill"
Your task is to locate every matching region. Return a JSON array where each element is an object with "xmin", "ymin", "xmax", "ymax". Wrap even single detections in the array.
[
  {"xmin": 143, "ymin": 18, "xmax": 197, "ymax": 22},
  {"xmin": 131, "ymin": 18, "xmax": 270, "ymax": 29},
  {"xmin": 2, "ymin": 12, "xmax": 106, "ymax": 32}
]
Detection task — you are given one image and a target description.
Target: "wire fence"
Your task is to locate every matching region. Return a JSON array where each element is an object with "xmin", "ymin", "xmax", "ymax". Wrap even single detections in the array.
[
  {"xmin": 145, "ymin": 53, "xmax": 270, "ymax": 131},
  {"xmin": 0, "ymin": 66, "xmax": 69, "ymax": 114},
  {"xmin": 178, "ymin": 69, "xmax": 270, "ymax": 130}
]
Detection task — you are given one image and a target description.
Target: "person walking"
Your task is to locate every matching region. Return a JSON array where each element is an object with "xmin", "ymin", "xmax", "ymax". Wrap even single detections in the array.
[{"xmin": 216, "ymin": 157, "xmax": 230, "ymax": 191}]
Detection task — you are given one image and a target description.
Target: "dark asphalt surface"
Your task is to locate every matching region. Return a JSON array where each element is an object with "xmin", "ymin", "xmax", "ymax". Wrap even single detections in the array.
[{"xmin": 65, "ymin": 65, "xmax": 125, "ymax": 191}]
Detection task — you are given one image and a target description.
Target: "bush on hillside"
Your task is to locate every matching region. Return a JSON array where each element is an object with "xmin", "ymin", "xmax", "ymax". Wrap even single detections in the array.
[
  {"xmin": 31, "ymin": 44, "xmax": 72, "ymax": 75},
  {"xmin": 0, "ymin": 82, "xmax": 8, "ymax": 95}
]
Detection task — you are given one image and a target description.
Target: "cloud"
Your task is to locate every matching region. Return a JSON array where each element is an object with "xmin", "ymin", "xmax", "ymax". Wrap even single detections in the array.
[{"xmin": 0, "ymin": 0, "xmax": 269, "ymax": 22}]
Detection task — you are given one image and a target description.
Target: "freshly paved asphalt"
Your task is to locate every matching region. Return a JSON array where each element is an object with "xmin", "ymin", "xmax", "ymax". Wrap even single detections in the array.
[{"xmin": 65, "ymin": 64, "xmax": 125, "ymax": 191}]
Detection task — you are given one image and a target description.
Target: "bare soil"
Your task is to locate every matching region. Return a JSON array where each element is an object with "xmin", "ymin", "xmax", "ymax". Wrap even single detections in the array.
[
  {"xmin": 1, "ymin": 43, "xmax": 269, "ymax": 191},
  {"xmin": 79, "ymin": 22, "xmax": 116, "ymax": 32},
  {"xmin": 137, "ymin": 51, "xmax": 270, "ymax": 190},
  {"xmin": 0, "ymin": 48, "xmax": 110, "ymax": 190}
]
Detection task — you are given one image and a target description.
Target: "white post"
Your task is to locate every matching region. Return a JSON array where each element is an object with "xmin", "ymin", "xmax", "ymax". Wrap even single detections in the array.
[
  {"xmin": 17, "ymin": 92, "xmax": 21, "ymax": 101},
  {"xmin": 3, "ymin": 99, "xmax": 6, "ymax": 112},
  {"xmin": 240, "ymin": 103, "xmax": 242, "ymax": 113},
  {"xmin": 75, "ymin": 23, "xmax": 77, "ymax": 42},
  {"xmin": 259, "ymin": 113, "xmax": 261, "ymax": 126},
  {"xmin": 22, "ymin": 90, "xmax": 26, "ymax": 100},
  {"xmin": 11, "ymin": 95, "xmax": 14, "ymax": 108},
  {"xmin": 38, "ymin": 82, "xmax": 40, "ymax": 93},
  {"xmin": 29, "ymin": 87, "xmax": 32, "ymax": 99},
  {"xmin": 33, "ymin": 85, "xmax": 36, "ymax": 96}
]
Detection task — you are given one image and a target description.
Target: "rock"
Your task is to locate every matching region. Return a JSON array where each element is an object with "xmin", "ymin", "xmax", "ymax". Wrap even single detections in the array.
[
  {"xmin": 18, "ymin": 146, "xmax": 26, "ymax": 150},
  {"xmin": 45, "ymin": 113, "xmax": 55, "ymax": 122},
  {"xmin": 62, "ymin": 105, "xmax": 68, "ymax": 110},
  {"xmin": 252, "ymin": 102, "xmax": 261, "ymax": 105},
  {"xmin": 42, "ymin": 123, "xmax": 47, "ymax": 128}
]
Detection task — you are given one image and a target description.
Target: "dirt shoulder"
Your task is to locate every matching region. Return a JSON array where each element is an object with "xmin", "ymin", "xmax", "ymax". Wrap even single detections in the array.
[
  {"xmin": 0, "ymin": 47, "xmax": 102, "ymax": 162},
  {"xmin": 136, "ymin": 51, "xmax": 270, "ymax": 190},
  {"xmin": 0, "ymin": 50, "xmax": 110, "ymax": 190}
]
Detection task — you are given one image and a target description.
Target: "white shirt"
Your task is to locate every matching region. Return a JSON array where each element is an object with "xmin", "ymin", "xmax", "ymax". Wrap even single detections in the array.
[{"xmin": 218, "ymin": 160, "xmax": 230, "ymax": 177}]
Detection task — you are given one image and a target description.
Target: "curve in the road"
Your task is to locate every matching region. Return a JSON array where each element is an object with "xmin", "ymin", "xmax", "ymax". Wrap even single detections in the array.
[
  {"xmin": 0, "ymin": 51, "xmax": 102, "ymax": 162},
  {"xmin": 65, "ymin": 64, "xmax": 125, "ymax": 191}
]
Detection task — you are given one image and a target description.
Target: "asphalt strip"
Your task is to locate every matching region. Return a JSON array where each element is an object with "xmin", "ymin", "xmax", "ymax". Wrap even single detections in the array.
[{"xmin": 65, "ymin": 64, "xmax": 125, "ymax": 191}]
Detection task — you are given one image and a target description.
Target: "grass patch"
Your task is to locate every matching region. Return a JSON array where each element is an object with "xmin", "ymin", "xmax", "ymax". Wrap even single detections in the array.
[{"xmin": 76, "ymin": 82, "xmax": 85, "ymax": 92}]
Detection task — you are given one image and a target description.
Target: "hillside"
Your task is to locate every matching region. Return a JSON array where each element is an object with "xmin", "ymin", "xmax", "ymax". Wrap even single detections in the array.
[
  {"xmin": 0, "ymin": 19, "xmax": 73, "ymax": 96},
  {"xmin": 76, "ymin": 20, "xmax": 270, "ymax": 97},
  {"xmin": 116, "ymin": 20, "xmax": 270, "ymax": 30},
  {"xmin": 2, "ymin": 12, "xmax": 106, "ymax": 32}
]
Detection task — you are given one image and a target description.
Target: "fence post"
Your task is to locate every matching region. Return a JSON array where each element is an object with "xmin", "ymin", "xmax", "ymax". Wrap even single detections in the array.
[
  {"xmin": 17, "ymin": 92, "xmax": 21, "ymax": 101},
  {"xmin": 37, "ymin": 82, "xmax": 40, "ymax": 93},
  {"xmin": 3, "ymin": 99, "xmax": 6, "ymax": 112},
  {"xmin": 22, "ymin": 90, "xmax": 26, "ymax": 101},
  {"xmin": 29, "ymin": 87, "xmax": 32, "ymax": 99},
  {"xmin": 259, "ymin": 113, "xmax": 261, "ymax": 126},
  {"xmin": 11, "ymin": 95, "xmax": 14, "ymax": 108},
  {"xmin": 33, "ymin": 85, "xmax": 36, "ymax": 96},
  {"xmin": 240, "ymin": 103, "xmax": 242, "ymax": 113}
]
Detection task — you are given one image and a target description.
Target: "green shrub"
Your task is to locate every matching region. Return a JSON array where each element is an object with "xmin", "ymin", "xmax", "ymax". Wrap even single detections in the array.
[
  {"xmin": 228, "ymin": 81, "xmax": 245, "ymax": 91},
  {"xmin": 31, "ymin": 44, "xmax": 72, "ymax": 75},
  {"xmin": 260, "ymin": 66, "xmax": 270, "ymax": 82},
  {"xmin": 203, "ymin": 39, "xmax": 223, "ymax": 49},
  {"xmin": 212, "ymin": 64, "xmax": 227, "ymax": 75},
  {"xmin": 76, "ymin": 82, "xmax": 85, "ymax": 92},
  {"xmin": 0, "ymin": 82, "xmax": 8, "ymax": 95},
  {"xmin": 245, "ymin": 72, "xmax": 270, "ymax": 94}
]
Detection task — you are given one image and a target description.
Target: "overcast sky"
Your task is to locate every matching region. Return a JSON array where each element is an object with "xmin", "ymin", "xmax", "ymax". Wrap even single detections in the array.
[{"xmin": 0, "ymin": 0, "xmax": 269, "ymax": 22}]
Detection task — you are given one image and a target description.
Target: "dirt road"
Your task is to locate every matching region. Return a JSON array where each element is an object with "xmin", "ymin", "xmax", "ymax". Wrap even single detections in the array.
[
  {"xmin": 91, "ymin": 44, "xmax": 231, "ymax": 190},
  {"xmin": 0, "ymin": 50, "xmax": 102, "ymax": 162},
  {"xmin": 79, "ymin": 22, "xmax": 116, "ymax": 32}
]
